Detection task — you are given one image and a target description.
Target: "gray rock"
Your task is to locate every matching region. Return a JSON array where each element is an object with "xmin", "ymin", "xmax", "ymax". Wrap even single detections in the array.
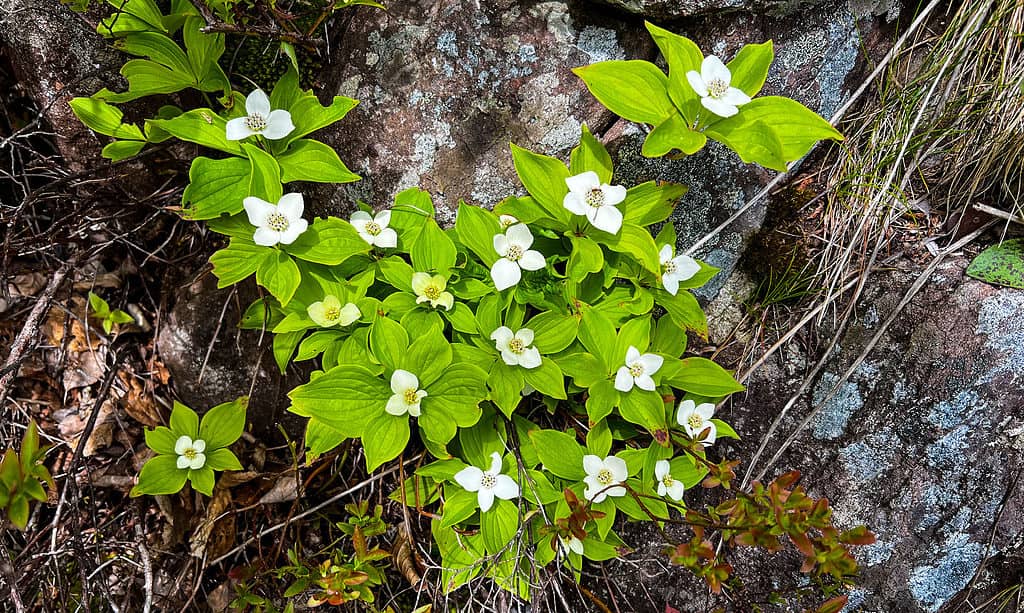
[{"xmin": 588, "ymin": 0, "xmax": 901, "ymax": 20}]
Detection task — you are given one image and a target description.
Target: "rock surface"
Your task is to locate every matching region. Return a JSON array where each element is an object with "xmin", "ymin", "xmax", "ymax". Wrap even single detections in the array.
[{"xmin": 588, "ymin": 0, "xmax": 901, "ymax": 20}]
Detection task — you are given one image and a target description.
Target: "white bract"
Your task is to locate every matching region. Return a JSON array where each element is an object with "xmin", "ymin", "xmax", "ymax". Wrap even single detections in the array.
[
  {"xmin": 582, "ymin": 454, "xmax": 628, "ymax": 503},
  {"xmin": 307, "ymin": 294, "xmax": 360, "ymax": 328},
  {"xmin": 411, "ymin": 273, "xmax": 454, "ymax": 311},
  {"xmin": 453, "ymin": 451, "xmax": 520, "ymax": 512},
  {"xmin": 490, "ymin": 326, "xmax": 541, "ymax": 369},
  {"xmin": 350, "ymin": 210, "xmax": 397, "ymax": 248},
  {"xmin": 614, "ymin": 346, "xmax": 664, "ymax": 392},
  {"xmin": 225, "ymin": 89, "xmax": 295, "ymax": 141},
  {"xmin": 243, "ymin": 193, "xmax": 309, "ymax": 246},
  {"xmin": 558, "ymin": 535, "xmax": 585, "ymax": 556},
  {"xmin": 655, "ymin": 459, "xmax": 685, "ymax": 501},
  {"xmin": 676, "ymin": 399, "xmax": 717, "ymax": 446},
  {"xmin": 385, "ymin": 369, "xmax": 427, "ymax": 417},
  {"xmin": 491, "ymin": 223, "xmax": 546, "ymax": 291},
  {"xmin": 174, "ymin": 435, "xmax": 206, "ymax": 470},
  {"xmin": 499, "ymin": 214, "xmax": 519, "ymax": 229},
  {"xmin": 562, "ymin": 171, "xmax": 626, "ymax": 234},
  {"xmin": 686, "ymin": 56, "xmax": 752, "ymax": 118},
  {"xmin": 659, "ymin": 244, "xmax": 701, "ymax": 296}
]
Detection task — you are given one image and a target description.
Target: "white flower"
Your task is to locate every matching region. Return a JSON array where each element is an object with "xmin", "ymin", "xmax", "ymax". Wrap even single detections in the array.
[
  {"xmin": 350, "ymin": 210, "xmax": 397, "ymax": 248},
  {"xmin": 453, "ymin": 451, "xmax": 520, "ymax": 512},
  {"xmin": 499, "ymin": 214, "xmax": 519, "ymax": 229},
  {"xmin": 676, "ymin": 399, "xmax": 717, "ymax": 446},
  {"xmin": 582, "ymin": 454, "xmax": 628, "ymax": 503},
  {"xmin": 490, "ymin": 224, "xmax": 546, "ymax": 291},
  {"xmin": 558, "ymin": 535, "xmax": 585, "ymax": 555},
  {"xmin": 659, "ymin": 244, "xmax": 701, "ymax": 296},
  {"xmin": 307, "ymin": 295, "xmax": 360, "ymax": 328},
  {"xmin": 243, "ymin": 193, "xmax": 309, "ymax": 246},
  {"xmin": 225, "ymin": 89, "xmax": 295, "ymax": 141},
  {"xmin": 490, "ymin": 326, "xmax": 542, "ymax": 369},
  {"xmin": 411, "ymin": 273, "xmax": 454, "ymax": 311},
  {"xmin": 614, "ymin": 346, "xmax": 664, "ymax": 392},
  {"xmin": 686, "ymin": 56, "xmax": 752, "ymax": 119},
  {"xmin": 562, "ymin": 171, "xmax": 626, "ymax": 234},
  {"xmin": 655, "ymin": 459, "xmax": 685, "ymax": 501},
  {"xmin": 174, "ymin": 435, "xmax": 206, "ymax": 470},
  {"xmin": 385, "ymin": 369, "xmax": 427, "ymax": 417}
]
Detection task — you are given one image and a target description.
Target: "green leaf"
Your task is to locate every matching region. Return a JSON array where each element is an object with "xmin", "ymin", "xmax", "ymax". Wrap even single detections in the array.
[
  {"xmin": 443, "ymin": 302, "xmax": 477, "ymax": 333},
  {"xmin": 273, "ymin": 331, "xmax": 304, "ymax": 374},
  {"xmin": 614, "ymin": 315, "xmax": 651, "ymax": 360},
  {"xmin": 572, "ymin": 60, "xmax": 675, "ymax": 126},
  {"xmin": 188, "ymin": 466, "xmax": 216, "ymax": 496},
  {"xmin": 586, "ymin": 419, "xmax": 612, "ymax": 457},
  {"xmin": 644, "ymin": 22, "xmax": 704, "ymax": 123},
  {"xmin": 256, "ymin": 250, "xmax": 301, "ymax": 305},
  {"xmin": 285, "ymin": 94, "xmax": 359, "ymax": 145},
  {"xmin": 570, "ymin": 123, "xmax": 613, "ymax": 183},
  {"xmin": 493, "ymin": 195, "xmax": 553, "ymax": 226},
  {"xmin": 169, "ymin": 401, "xmax": 199, "ymax": 438},
  {"xmin": 362, "ymin": 413, "xmax": 410, "ymax": 471},
  {"xmin": 705, "ymin": 97, "xmax": 843, "ymax": 170},
  {"xmin": 601, "ymin": 223, "xmax": 661, "ymax": 276},
  {"xmin": 425, "ymin": 363, "xmax": 488, "ymax": 427},
  {"xmin": 286, "ymin": 217, "xmax": 369, "ymax": 266},
  {"xmin": 966, "ymin": 239, "xmax": 1024, "ymax": 288},
  {"xmin": 244, "ymin": 144, "xmax": 283, "ymax": 203},
  {"xmin": 643, "ymin": 113, "xmax": 707, "ymax": 157},
  {"xmin": 277, "ymin": 139, "xmax": 360, "ymax": 184},
  {"xmin": 657, "ymin": 289, "xmax": 708, "ymax": 337},
  {"xmin": 101, "ymin": 140, "xmax": 147, "ymax": 161},
  {"xmin": 304, "ymin": 418, "xmax": 347, "ymax": 459},
  {"xmin": 289, "ymin": 365, "xmax": 391, "ymax": 437},
  {"xmin": 210, "ymin": 239, "xmax": 263, "ymax": 287},
  {"xmin": 665, "ymin": 357, "xmax": 745, "ymax": 396},
  {"xmin": 525, "ymin": 311, "xmax": 578, "ymax": 354},
  {"xmin": 69, "ymin": 97, "xmax": 144, "ymax": 140},
  {"xmin": 711, "ymin": 419, "xmax": 740, "ymax": 440},
  {"xmin": 144, "ymin": 426, "xmax": 178, "ymax": 455},
  {"xmin": 440, "ymin": 488, "xmax": 479, "ymax": 529},
  {"xmin": 183, "ymin": 17, "xmax": 228, "ymax": 92},
  {"xmin": 104, "ymin": 0, "xmax": 166, "ymax": 31},
  {"xmin": 529, "ymin": 430, "xmax": 584, "ymax": 480},
  {"xmin": 404, "ymin": 329, "xmax": 452, "ymax": 387},
  {"xmin": 181, "ymin": 156, "xmax": 250, "ymax": 220},
  {"xmin": 568, "ymin": 236, "xmax": 604, "ymax": 281},
  {"xmin": 455, "ymin": 203, "xmax": 502, "ymax": 266},
  {"xmin": 377, "ymin": 256, "xmax": 415, "ymax": 292},
  {"xmin": 651, "ymin": 315, "xmax": 687, "ymax": 357},
  {"xmin": 199, "ymin": 397, "xmax": 247, "ymax": 449},
  {"xmin": 369, "ymin": 317, "xmax": 409, "ymax": 371},
  {"xmin": 623, "ymin": 181, "xmax": 686, "ymax": 227},
  {"xmin": 131, "ymin": 455, "xmax": 188, "ymax": 497},
  {"xmin": 510, "ymin": 143, "xmax": 571, "ymax": 224},
  {"xmin": 586, "ymin": 379, "xmax": 617, "ymax": 422},
  {"xmin": 411, "ymin": 218, "xmax": 457, "ymax": 273},
  {"xmin": 618, "ymin": 389, "xmax": 665, "ymax": 432},
  {"xmin": 481, "ymin": 499, "xmax": 519, "ymax": 555},
  {"xmin": 578, "ymin": 307, "xmax": 617, "ymax": 370},
  {"xmin": 115, "ymin": 31, "xmax": 192, "ymax": 76},
  {"xmin": 488, "ymin": 362, "xmax": 524, "ymax": 417},
  {"xmin": 727, "ymin": 41, "xmax": 774, "ymax": 97},
  {"xmin": 147, "ymin": 109, "xmax": 244, "ymax": 156},
  {"xmin": 203, "ymin": 447, "xmax": 242, "ymax": 471},
  {"xmin": 522, "ymin": 357, "xmax": 565, "ymax": 400}
]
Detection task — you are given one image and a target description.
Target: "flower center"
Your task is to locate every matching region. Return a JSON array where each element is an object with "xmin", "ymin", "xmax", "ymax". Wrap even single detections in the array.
[
  {"xmin": 183, "ymin": 447, "xmax": 197, "ymax": 460},
  {"xmin": 596, "ymin": 468, "xmax": 614, "ymax": 485},
  {"xmin": 688, "ymin": 414, "xmax": 704, "ymax": 431},
  {"xmin": 365, "ymin": 221, "xmax": 381, "ymax": 236},
  {"xmin": 628, "ymin": 362, "xmax": 645, "ymax": 377},
  {"xmin": 403, "ymin": 388, "xmax": 420, "ymax": 405},
  {"xmin": 585, "ymin": 188, "xmax": 605, "ymax": 208},
  {"xmin": 662, "ymin": 474, "xmax": 675, "ymax": 488},
  {"xmin": 505, "ymin": 244, "xmax": 523, "ymax": 262},
  {"xmin": 423, "ymin": 285, "xmax": 441, "ymax": 300},
  {"xmin": 480, "ymin": 473, "xmax": 497, "ymax": 489},
  {"xmin": 266, "ymin": 211, "xmax": 290, "ymax": 232},
  {"xmin": 664, "ymin": 260, "xmax": 677, "ymax": 274},
  {"xmin": 508, "ymin": 338, "xmax": 525, "ymax": 354},
  {"xmin": 323, "ymin": 306, "xmax": 341, "ymax": 321},
  {"xmin": 245, "ymin": 113, "xmax": 268, "ymax": 132},
  {"xmin": 707, "ymin": 78, "xmax": 729, "ymax": 98}
]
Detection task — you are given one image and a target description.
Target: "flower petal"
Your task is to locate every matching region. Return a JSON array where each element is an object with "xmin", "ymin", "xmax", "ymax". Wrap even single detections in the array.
[
  {"xmin": 701, "ymin": 55, "xmax": 731, "ymax": 86},
  {"xmin": 384, "ymin": 394, "xmax": 407, "ymax": 416},
  {"xmin": 506, "ymin": 223, "xmax": 534, "ymax": 249},
  {"xmin": 490, "ymin": 258, "xmax": 522, "ymax": 291},
  {"xmin": 606, "ymin": 484, "xmax": 627, "ymax": 498},
  {"xmin": 720, "ymin": 87, "xmax": 751, "ymax": 106},
  {"xmin": 568, "ymin": 536, "xmax": 584, "ymax": 555},
  {"xmin": 639, "ymin": 353, "xmax": 663, "ymax": 374},
  {"xmin": 493, "ymin": 474, "xmax": 520, "ymax": 500},
  {"xmin": 518, "ymin": 250, "xmax": 546, "ymax": 271},
  {"xmin": 614, "ymin": 367, "xmax": 634, "ymax": 392},
  {"xmin": 582, "ymin": 454, "xmax": 603, "ymax": 477},
  {"xmin": 635, "ymin": 374, "xmax": 656, "ymax": 391},
  {"xmin": 701, "ymin": 422, "xmax": 718, "ymax": 446},
  {"xmin": 375, "ymin": 209, "xmax": 391, "ymax": 226},
  {"xmin": 584, "ymin": 483, "xmax": 604, "ymax": 503},
  {"xmin": 696, "ymin": 402, "xmax": 716, "ymax": 420},
  {"xmin": 490, "ymin": 326, "xmax": 514, "ymax": 347},
  {"xmin": 436, "ymin": 292, "xmax": 454, "ymax": 311},
  {"xmin": 478, "ymin": 487, "xmax": 495, "ymax": 512},
  {"xmin": 701, "ymin": 96, "xmax": 739, "ymax": 118},
  {"xmin": 262, "ymin": 109, "xmax": 295, "ymax": 140},
  {"xmin": 659, "ymin": 244, "xmax": 673, "ymax": 265},
  {"xmin": 243, "ymin": 196, "xmax": 274, "ymax": 226},
  {"xmin": 411, "ymin": 272, "xmax": 431, "ymax": 295},
  {"xmin": 600, "ymin": 184, "xmax": 627, "ymax": 206},
  {"xmin": 350, "ymin": 211, "xmax": 372, "ymax": 225},
  {"xmin": 375, "ymin": 227, "xmax": 398, "ymax": 248},
  {"xmin": 625, "ymin": 346, "xmax": 641, "ymax": 364},
  {"xmin": 225, "ymin": 117, "xmax": 254, "ymax": 141},
  {"xmin": 499, "ymin": 349, "xmax": 519, "ymax": 366},
  {"xmin": 686, "ymin": 70, "xmax": 709, "ymax": 97},
  {"xmin": 668, "ymin": 481, "xmax": 685, "ymax": 501},
  {"xmin": 176, "ymin": 455, "xmax": 190, "ymax": 469},
  {"xmin": 654, "ymin": 459, "xmax": 669, "ymax": 480},
  {"xmin": 189, "ymin": 453, "xmax": 206, "ymax": 470},
  {"xmin": 252, "ymin": 227, "xmax": 280, "ymax": 246},
  {"xmin": 488, "ymin": 452, "xmax": 503, "ymax": 474},
  {"xmin": 516, "ymin": 328, "xmax": 535, "ymax": 346},
  {"xmin": 192, "ymin": 439, "xmax": 206, "ymax": 453},
  {"xmin": 174, "ymin": 435, "xmax": 192, "ymax": 455},
  {"xmin": 657, "ymin": 481, "xmax": 667, "ymax": 496},
  {"xmin": 591, "ymin": 202, "xmax": 623, "ymax": 234},
  {"xmin": 278, "ymin": 219, "xmax": 307, "ymax": 245},
  {"xmin": 492, "ymin": 232, "xmax": 510, "ymax": 257},
  {"xmin": 519, "ymin": 347, "xmax": 542, "ymax": 369},
  {"xmin": 605, "ymin": 456, "xmax": 628, "ymax": 481},
  {"xmin": 676, "ymin": 399, "xmax": 696, "ymax": 424},
  {"xmin": 663, "ymin": 274, "xmax": 680, "ymax": 296},
  {"xmin": 277, "ymin": 193, "xmax": 304, "ymax": 220},
  {"xmin": 674, "ymin": 255, "xmax": 701, "ymax": 281},
  {"xmin": 563, "ymin": 192, "xmax": 588, "ymax": 215},
  {"xmin": 245, "ymin": 89, "xmax": 272, "ymax": 116},
  {"xmin": 339, "ymin": 303, "xmax": 361, "ymax": 326},
  {"xmin": 390, "ymin": 369, "xmax": 419, "ymax": 393},
  {"xmin": 454, "ymin": 466, "xmax": 483, "ymax": 492},
  {"xmin": 565, "ymin": 170, "xmax": 600, "ymax": 194}
]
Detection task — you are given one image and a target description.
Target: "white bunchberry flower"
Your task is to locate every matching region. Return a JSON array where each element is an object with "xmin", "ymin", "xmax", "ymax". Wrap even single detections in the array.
[
  {"xmin": 243, "ymin": 193, "xmax": 309, "ymax": 246},
  {"xmin": 659, "ymin": 244, "xmax": 701, "ymax": 296},
  {"xmin": 490, "ymin": 326, "xmax": 541, "ymax": 369},
  {"xmin": 558, "ymin": 535, "xmax": 585, "ymax": 555},
  {"xmin": 453, "ymin": 451, "xmax": 520, "ymax": 512},
  {"xmin": 614, "ymin": 346, "xmax": 664, "ymax": 392},
  {"xmin": 490, "ymin": 223, "xmax": 546, "ymax": 291},
  {"xmin": 385, "ymin": 369, "xmax": 427, "ymax": 417},
  {"xmin": 686, "ymin": 56, "xmax": 752, "ymax": 119},
  {"xmin": 174, "ymin": 435, "xmax": 206, "ymax": 470},
  {"xmin": 411, "ymin": 273, "xmax": 454, "ymax": 311},
  {"xmin": 563, "ymin": 171, "xmax": 626, "ymax": 235},
  {"xmin": 307, "ymin": 295, "xmax": 360, "ymax": 328},
  {"xmin": 225, "ymin": 89, "xmax": 295, "ymax": 140},
  {"xmin": 350, "ymin": 210, "xmax": 397, "ymax": 248},
  {"xmin": 655, "ymin": 459, "xmax": 685, "ymax": 501},
  {"xmin": 582, "ymin": 454, "xmax": 628, "ymax": 503},
  {"xmin": 499, "ymin": 214, "xmax": 519, "ymax": 229},
  {"xmin": 676, "ymin": 399, "xmax": 717, "ymax": 446}
]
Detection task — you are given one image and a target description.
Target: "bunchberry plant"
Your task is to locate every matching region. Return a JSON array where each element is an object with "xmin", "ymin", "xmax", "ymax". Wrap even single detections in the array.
[{"xmin": 0, "ymin": 421, "xmax": 53, "ymax": 530}]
